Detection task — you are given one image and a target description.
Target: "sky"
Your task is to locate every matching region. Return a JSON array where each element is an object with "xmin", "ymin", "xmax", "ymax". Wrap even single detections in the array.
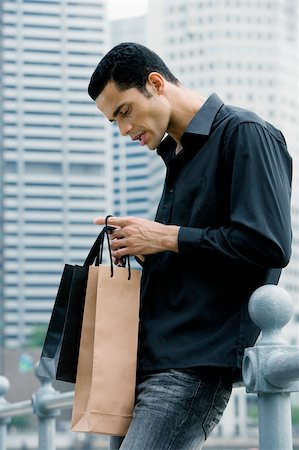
[{"xmin": 107, "ymin": 1, "xmax": 148, "ymax": 20}]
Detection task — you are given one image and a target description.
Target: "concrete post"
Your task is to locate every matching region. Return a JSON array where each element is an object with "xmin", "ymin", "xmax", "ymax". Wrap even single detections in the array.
[
  {"xmin": 0, "ymin": 376, "xmax": 11, "ymax": 450},
  {"xmin": 32, "ymin": 373, "xmax": 61, "ymax": 450},
  {"xmin": 242, "ymin": 284, "xmax": 299, "ymax": 450}
]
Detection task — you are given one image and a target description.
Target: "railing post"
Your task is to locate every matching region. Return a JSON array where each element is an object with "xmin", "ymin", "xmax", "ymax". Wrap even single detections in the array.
[
  {"xmin": 32, "ymin": 373, "xmax": 61, "ymax": 450},
  {"xmin": 0, "ymin": 376, "xmax": 11, "ymax": 450},
  {"xmin": 242, "ymin": 284, "xmax": 299, "ymax": 450}
]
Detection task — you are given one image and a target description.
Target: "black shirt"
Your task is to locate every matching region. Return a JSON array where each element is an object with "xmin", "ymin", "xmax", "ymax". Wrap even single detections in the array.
[{"xmin": 138, "ymin": 93, "xmax": 292, "ymax": 382}]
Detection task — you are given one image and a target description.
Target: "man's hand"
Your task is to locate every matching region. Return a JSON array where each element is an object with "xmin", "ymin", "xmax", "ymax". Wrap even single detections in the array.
[{"xmin": 93, "ymin": 216, "xmax": 179, "ymax": 258}]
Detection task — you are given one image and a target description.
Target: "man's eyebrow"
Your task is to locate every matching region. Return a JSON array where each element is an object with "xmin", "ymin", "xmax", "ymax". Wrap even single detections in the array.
[{"xmin": 109, "ymin": 104, "xmax": 124, "ymax": 122}]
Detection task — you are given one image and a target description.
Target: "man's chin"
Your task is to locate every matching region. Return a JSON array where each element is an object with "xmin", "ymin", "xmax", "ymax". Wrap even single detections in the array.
[
  {"xmin": 147, "ymin": 144, "xmax": 157, "ymax": 151},
  {"xmin": 145, "ymin": 139, "xmax": 156, "ymax": 151},
  {"xmin": 147, "ymin": 135, "xmax": 164, "ymax": 151}
]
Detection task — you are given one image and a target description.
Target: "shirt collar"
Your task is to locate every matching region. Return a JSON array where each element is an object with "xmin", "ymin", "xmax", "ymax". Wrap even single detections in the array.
[
  {"xmin": 157, "ymin": 93, "xmax": 224, "ymax": 164},
  {"xmin": 183, "ymin": 93, "xmax": 224, "ymax": 136}
]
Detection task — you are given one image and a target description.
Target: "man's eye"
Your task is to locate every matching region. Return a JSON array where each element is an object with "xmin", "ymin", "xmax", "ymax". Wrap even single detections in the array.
[{"xmin": 120, "ymin": 107, "xmax": 130, "ymax": 116}]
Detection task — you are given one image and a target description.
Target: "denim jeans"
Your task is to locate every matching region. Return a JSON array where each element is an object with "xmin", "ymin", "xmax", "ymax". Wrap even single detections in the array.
[{"xmin": 109, "ymin": 368, "xmax": 233, "ymax": 450}]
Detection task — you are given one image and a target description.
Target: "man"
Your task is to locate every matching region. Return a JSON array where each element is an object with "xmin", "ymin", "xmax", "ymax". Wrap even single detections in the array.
[{"xmin": 89, "ymin": 42, "xmax": 292, "ymax": 449}]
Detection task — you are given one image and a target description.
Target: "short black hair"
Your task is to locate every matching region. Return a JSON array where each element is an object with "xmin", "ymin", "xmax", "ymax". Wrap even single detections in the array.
[{"xmin": 88, "ymin": 42, "xmax": 180, "ymax": 101}]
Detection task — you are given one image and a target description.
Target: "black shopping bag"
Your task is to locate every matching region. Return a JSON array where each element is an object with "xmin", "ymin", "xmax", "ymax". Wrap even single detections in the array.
[{"xmin": 36, "ymin": 225, "xmax": 113, "ymax": 383}]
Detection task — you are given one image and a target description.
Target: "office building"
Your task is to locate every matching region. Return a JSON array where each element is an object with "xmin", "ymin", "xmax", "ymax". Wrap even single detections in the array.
[{"xmin": 1, "ymin": 0, "xmax": 111, "ymax": 347}]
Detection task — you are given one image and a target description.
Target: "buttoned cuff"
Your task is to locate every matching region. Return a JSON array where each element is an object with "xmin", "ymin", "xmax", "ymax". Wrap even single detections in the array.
[{"xmin": 178, "ymin": 226, "xmax": 204, "ymax": 255}]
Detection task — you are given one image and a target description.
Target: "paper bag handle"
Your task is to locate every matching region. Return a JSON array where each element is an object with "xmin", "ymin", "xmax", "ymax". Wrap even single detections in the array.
[{"xmin": 83, "ymin": 215, "xmax": 131, "ymax": 280}]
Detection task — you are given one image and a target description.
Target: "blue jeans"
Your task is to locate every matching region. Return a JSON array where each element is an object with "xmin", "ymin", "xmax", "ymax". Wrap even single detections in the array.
[{"xmin": 109, "ymin": 368, "xmax": 233, "ymax": 450}]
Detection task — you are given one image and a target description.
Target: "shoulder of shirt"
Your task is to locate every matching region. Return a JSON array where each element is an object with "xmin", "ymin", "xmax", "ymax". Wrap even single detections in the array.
[
  {"xmin": 222, "ymin": 103, "xmax": 265, "ymax": 129},
  {"xmin": 220, "ymin": 103, "xmax": 285, "ymax": 145}
]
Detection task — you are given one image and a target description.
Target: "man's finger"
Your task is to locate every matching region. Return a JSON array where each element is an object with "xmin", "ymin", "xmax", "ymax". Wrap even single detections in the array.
[
  {"xmin": 93, "ymin": 216, "xmax": 131, "ymax": 227},
  {"xmin": 93, "ymin": 217, "xmax": 106, "ymax": 225}
]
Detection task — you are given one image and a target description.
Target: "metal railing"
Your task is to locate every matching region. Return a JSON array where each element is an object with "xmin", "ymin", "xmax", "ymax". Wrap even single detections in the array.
[
  {"xmin": 0, "ymin": 284, "xmax": 298, "ymax": 450},
  {"xmin": 242, "ymin": 284, "xmax": 299, "ymax": 450},
  {"xmin": 0, "ymin": 375, "xmax": 74, "ymax": 450}
]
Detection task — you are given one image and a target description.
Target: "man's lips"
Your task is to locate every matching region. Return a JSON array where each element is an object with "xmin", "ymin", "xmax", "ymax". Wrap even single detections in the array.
[{"xmin": 131, "ymin": 132, "xmax": 146, "ymax": 145}]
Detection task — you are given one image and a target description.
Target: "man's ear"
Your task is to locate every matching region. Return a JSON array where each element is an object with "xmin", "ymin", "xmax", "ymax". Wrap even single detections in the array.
[{"xmin": 147, "ymin": 72, "xmax": 165, "ymax": 94}]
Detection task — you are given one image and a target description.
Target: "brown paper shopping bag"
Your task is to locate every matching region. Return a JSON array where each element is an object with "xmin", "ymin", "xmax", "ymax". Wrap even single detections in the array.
[{"xmin": 71, "ymin": 254, "xmax": 141, "ymax": 436}]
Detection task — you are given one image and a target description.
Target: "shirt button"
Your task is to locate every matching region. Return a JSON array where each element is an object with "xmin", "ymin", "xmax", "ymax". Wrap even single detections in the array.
[{"xmin": 169, "ymin": 188, "xmax": 174, "ymax": 193}]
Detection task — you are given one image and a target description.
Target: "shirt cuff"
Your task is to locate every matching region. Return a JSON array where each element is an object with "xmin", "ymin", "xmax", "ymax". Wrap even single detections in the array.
[{"xmin": 178, "ymin": 226, "xmax": 204, "ymax": 255}]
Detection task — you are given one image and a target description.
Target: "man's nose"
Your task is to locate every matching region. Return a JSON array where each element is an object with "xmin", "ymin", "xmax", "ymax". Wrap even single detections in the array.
[{"xmin": 118, "ymin": 119, "xmax": 133, "ymax": 136}]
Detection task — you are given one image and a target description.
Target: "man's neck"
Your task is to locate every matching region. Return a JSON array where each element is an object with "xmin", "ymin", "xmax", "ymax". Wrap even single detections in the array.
[{"xmin": 165, "ymin": 84, "xmax": 206, "ymax": 145}]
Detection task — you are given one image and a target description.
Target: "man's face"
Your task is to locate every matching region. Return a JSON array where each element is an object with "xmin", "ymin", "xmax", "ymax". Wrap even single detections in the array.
[{"xmin": 96, "ymin": 80, "xmax": 170, "ymax": 150}]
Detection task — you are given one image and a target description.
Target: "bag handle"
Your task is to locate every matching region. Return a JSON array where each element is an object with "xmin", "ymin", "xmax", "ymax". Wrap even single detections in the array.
[{"xmin": 83, "ymin": 215, "xmax": 131, "ymax": 280}]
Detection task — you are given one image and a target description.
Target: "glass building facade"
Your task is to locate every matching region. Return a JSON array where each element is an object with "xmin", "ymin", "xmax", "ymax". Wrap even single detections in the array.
[{"xmin": 1, "ymin": 0, "xmax": 111, "ymax": 347}]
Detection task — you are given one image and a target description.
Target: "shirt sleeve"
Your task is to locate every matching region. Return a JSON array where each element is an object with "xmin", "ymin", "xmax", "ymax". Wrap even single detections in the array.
[{"xmin": 178, "ymin": 122, "xmax": 293, "ymax": 268}]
